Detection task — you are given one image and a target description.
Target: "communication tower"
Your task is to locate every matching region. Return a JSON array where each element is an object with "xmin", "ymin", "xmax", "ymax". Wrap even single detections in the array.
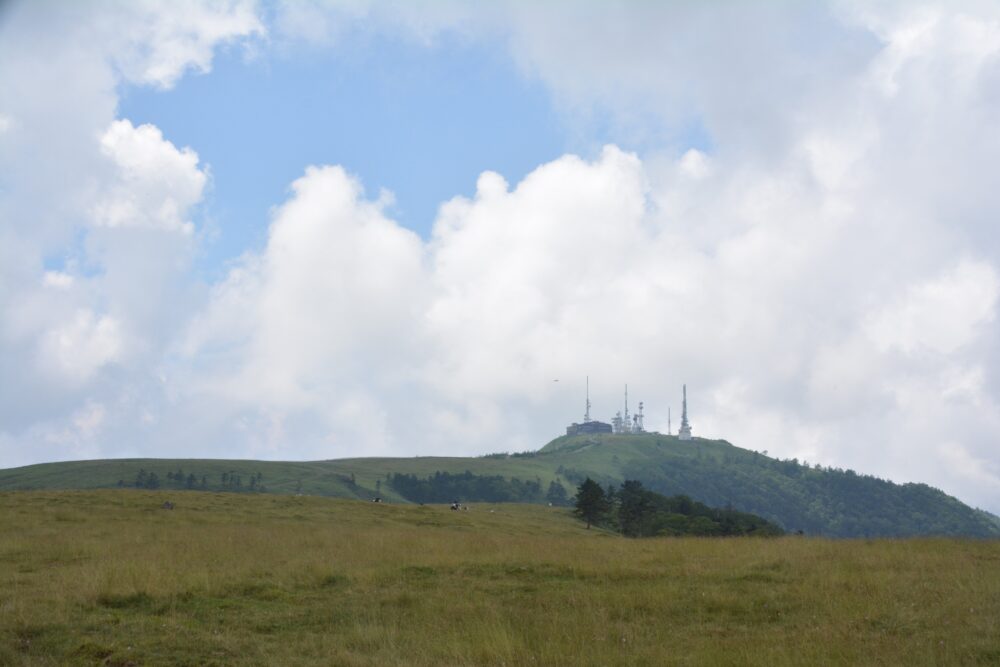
[
  {"xmin": 565, "ymin": 376, "xmax": 612, "ymax": 436},
  {"xmin": 623, "ymin": 385, "xmax": 630, "ymax": 433},
  {"xmin": 678, "ymin": 384, "xmax": 692, "ymax": 441}
]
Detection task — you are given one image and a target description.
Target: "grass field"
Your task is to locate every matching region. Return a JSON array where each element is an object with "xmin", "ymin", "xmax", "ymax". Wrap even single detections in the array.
[{"xmin": 1, "ymin": 490, "xmax": 999, "ymax": 666}]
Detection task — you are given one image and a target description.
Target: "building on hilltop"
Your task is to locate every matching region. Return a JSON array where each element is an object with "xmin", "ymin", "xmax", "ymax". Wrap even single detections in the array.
[
  {"xmin": 566, "ymin": 420, "xmax": 613, "ymax": 436},
  {"xmin": 566, "ymin": 379, "xmax": 685, "ymax": 438},
  {"xmin": 566, "ymin": 376, "xmax": 613, "ymax": 436},
  {"xmin": 678, "ymin": 384, "xmax": 692, "ymax": 441}
]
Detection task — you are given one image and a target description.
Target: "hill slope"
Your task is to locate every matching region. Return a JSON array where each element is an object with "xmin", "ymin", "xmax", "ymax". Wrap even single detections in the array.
[{"xmin": 1, "ymin": 433, "xmax": 996, "ymax": 538}]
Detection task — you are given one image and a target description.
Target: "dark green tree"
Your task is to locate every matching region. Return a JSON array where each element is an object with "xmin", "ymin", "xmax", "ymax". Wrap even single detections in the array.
[
  {"xmin": 574, "ymin": 478, "xmax": 610, "ymax": 529},
  {"xmin": 546, "ymin": 480, "xmax": 569, "ymax": 506},
  {"xmin": 617, "ymin": 480, "xmax": 654, "ymax": 537}
]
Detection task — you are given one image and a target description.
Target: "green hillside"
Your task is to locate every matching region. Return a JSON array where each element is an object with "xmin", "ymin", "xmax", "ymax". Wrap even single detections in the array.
[{"xmin": 1, "ymin": 433, "xmax": 997, "ymax": 538}]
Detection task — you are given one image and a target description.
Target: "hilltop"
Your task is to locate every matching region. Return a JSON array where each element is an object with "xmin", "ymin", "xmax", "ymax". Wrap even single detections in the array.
[{"xmin": 1, "ymin": 433, "xmax": 997, "ymax": 538}]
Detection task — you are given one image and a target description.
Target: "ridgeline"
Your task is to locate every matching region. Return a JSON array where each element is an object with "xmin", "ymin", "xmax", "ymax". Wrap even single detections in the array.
[{"xmin": 1, "ymin": 433, "xmax": 996, "ymax": 538}]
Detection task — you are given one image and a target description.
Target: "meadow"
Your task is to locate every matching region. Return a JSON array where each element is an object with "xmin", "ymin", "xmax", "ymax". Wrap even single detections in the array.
[{"xmin": 1, "ymin": 490, "xmax": 998, "ymax": 666}]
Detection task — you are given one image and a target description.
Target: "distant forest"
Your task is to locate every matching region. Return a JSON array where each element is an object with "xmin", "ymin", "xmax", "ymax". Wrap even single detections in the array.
[
  {"xmin": 122, "ymin": 468, "xmax": 267, "ymax": 493},
  {"xmin": 614, "ymin": 448, "xmax": 994, "ymax": 537},
  {"xmin": 573, "ymin": 478, "xmax": 784, "ymax": 537},
  {"xmin": 388, "ymin": 471, "xmax": 571, "ymax": 506}
]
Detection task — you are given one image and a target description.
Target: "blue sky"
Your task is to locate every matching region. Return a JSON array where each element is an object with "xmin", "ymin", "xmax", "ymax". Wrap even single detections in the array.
[{"xmin": 119, "ymin": 32, "xmax": 570, "ymax": 271}]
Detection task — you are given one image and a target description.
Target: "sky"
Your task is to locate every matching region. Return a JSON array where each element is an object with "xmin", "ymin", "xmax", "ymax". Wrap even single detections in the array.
[{"xmin": 2, "ymin": 1, "xmax": 1000, "ymax": 513}]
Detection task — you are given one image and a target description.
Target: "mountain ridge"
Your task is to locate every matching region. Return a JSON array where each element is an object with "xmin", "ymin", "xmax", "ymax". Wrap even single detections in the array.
[{"xmin": 1, "ymin": 432, "xmax": 996, "ymax": 538}]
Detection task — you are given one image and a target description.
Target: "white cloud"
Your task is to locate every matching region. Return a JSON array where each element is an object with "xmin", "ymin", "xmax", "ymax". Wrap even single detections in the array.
[
  {"xmin": 93, "ymin": 119, "xmax": 207, "ymax": 234},
  {"xmin": 38, "ymin": 309, "xmax": 123, "ymax": 384},
  {"xmin": 176, "ymin": 164, "xmax": 426, "ymax": 457},
  {"xmin": 103, "ymin": 0, "xmax": 265, "ymax": 89},
  {"xmin": 42, "ymin": 271, "xmax": 74, "ymax": 290},
  {"xmin": 0, "ymin": 1, "xmax": 259, "ymax": 446},
  {"xmin": 866, "ymin": 259, "xmax": 998, "ymax": 355}
]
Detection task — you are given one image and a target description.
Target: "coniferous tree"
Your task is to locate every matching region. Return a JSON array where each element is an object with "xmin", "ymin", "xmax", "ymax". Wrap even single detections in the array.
[
  {"xmin": 574, "ymin": 478, "xmax": 610, "ymax": 529},
  {"xmin": 546, "ymin": 480, "xmax": 569, "ymax": 506},
  {"xmin": 617, "ymin": 480, "xmax": 654, "ymax": 537}
]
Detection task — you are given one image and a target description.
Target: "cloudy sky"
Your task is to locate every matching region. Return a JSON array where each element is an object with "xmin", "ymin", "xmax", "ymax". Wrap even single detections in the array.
[{"xmin": 2, "ymin": 1, "xmax": 1000, "ymax": 512}]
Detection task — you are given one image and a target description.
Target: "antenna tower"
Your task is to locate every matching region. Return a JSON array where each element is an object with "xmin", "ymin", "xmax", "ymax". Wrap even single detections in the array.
[
  {"xmin": 678, "ymin": 384, "xmax": 692, "ymax": 441},
  {"xmin": 623, "ymin": 385, "xmax": 630, "ymax": 434},
  {"xmin": 584, "ymin": 376, "xmax": 591, "ymax": 422}
]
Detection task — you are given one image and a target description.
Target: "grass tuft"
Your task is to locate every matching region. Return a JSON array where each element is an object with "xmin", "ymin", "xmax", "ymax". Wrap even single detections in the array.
[{"xmin": 95, "ymin": 591, "xmax": 153, "ymax": 610}]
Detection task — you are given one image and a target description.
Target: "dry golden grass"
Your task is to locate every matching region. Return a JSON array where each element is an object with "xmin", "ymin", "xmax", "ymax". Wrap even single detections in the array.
[{"xmin": 1, "ymin": 490, "xmax": 998, "ymax": 666}]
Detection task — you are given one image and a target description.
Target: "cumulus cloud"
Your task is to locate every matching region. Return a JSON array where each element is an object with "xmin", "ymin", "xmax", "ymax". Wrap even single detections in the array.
[
  {"xmin": 38, "ymin": 310, "xmax": 124, "ymax": 385},
  {"xmin": 93, "ymin": 120, "xmax": 207, "ymax": 234},
  {"xmin": 0, "ymin": 0, "xmax": 256, "ymax": 456},
  {"xmin": 97, "ymin": 0, "xmax": 264, "ymax": 89},
  {"xmin": 183, "ymin": 164, "xmax": 425, "ymax": 413},
  {"xmin": 866, "ymin": 260, "xmax": 998, "ymax": 356}
]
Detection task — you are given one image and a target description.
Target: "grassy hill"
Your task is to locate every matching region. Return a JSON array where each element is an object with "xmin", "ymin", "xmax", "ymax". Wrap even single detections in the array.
[
  {"xmin": 1, "ymin": 433, "xmax": 997, "ymax": 538},
  {"xmin": 2, "ymin": 489, "xmax": 999, "ymax": 665}
]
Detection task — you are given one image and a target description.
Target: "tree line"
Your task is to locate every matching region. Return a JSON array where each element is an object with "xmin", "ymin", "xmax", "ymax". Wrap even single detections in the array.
[
  {"xmin": 618, "ymin": 448, "xmax": 999, "ymax": 537},
  {"xmin": 573, "ymin": 477, "xmax": 784, "ymax": 537},
  {"xmin": 388, "ymin": 471, "xmax": 570, "ymax": 505},
  {"xmin": 120, "ymin": 468, "xmax": 267, "ymax": 493}
]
